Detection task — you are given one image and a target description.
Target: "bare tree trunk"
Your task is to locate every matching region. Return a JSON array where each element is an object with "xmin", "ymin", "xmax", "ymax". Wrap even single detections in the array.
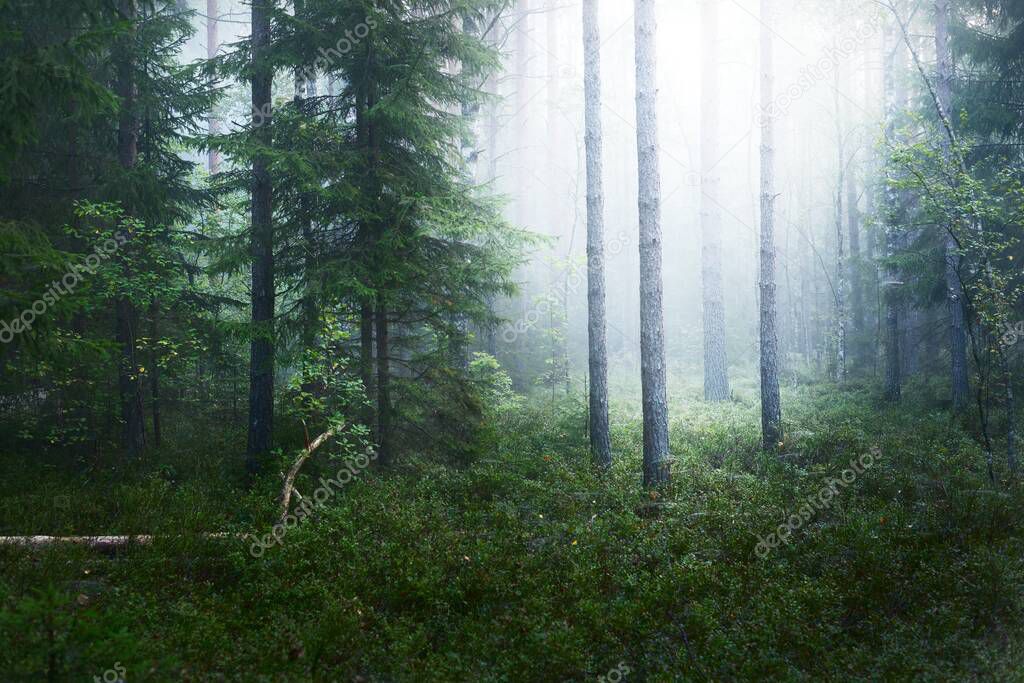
[
  {"xmin": 295, "ymin": 1, "xmax": 319, "ymax": 397},
  {"xmin": 583, "ymin": 0, "xmax": 612, "ymax": 469},
  {"xmin": 360, "ymin": 301, "xmax": 375, "ymax": 399},
  {"xmin": 833, "ymin": 68, "xmax": 847, "ymax": 384},
  {"xmin": 882, "ymin": 16, "xmax": 902, "ymax": 402},
  {"xmin": 759, "ymin": 0, "xmax": 783, "ymax": 449},
  {"xmin": 847, "ymin": 153, "xmax": 864, "ymax": 362},
  {"xmin": 246, "ymin": 0, "xmax": 275, "ymax": 475},
  {"xmin": 207, "ymin": 0, "xmax": 220, "ymax": 174},
  {"xmin": 1001, "ymin": 350, "xmax": 1018, "ymax": 472},
  {"xmin": 510, "ymin": 0, "xmax": 531, "ymax": 388},
  {"xmin": 375, "ymin": 294, "xmax": 391, "ymax": 466},
  {"xmin": 149, "ymin": 301, "xmax": 161, "ymax": 448},
  {"xmin": 701, "ymin": 0, "xmax": 729, "ymax": 402},
  {"xmin": 634, "ymin": 0, "xmax": 671, "ymax": 487},
  {"xmin": 935, "ymin": 0, "xmax": 970, "ymax": 412},
  {"xmin": 116, "ymin": 0, "xmax": 146, "ymax": 458}
]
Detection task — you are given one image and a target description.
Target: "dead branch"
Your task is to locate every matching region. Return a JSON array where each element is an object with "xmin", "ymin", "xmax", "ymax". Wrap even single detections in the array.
[{"xmin": 278, "ymin": 424, "xmax": 341, "ymax": 526}]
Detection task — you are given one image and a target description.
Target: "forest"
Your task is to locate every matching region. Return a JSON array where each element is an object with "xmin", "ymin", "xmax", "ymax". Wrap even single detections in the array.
[{"xmin": 1, "ymin": 0, "xmax": 1024, "ymax": 679}]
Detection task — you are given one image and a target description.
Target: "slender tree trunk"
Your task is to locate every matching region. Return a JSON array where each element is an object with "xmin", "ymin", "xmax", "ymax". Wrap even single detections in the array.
[
  {"xmin": 246, "ymin": 0, "xmax": 275, "ymax": 475},
  {"xmin": 207, "ymin": 0, "xmax": 220, "ymax": 174},
  {"xmin": 759, "ymin": 0, "xmax": 783, "ymax": 449},
  {"xmin": 701, "ymin": 0, "xmax": 729, "ymax": 402},
  {"xmin": 360, "ymin": 302, "xmax": 375, "ymax": 398},
  {"xmin": 149, "ymin": 301, "xmax": 161, "ymax": 448},
  {"xmin": 834, "ymin": 79, "xmax": 847, "ymax": 384},
  {"xmin": 1000, "ymin": 349, "xmax": 1018, "ymax": 472},
  {"xmin": 583, "ymin": 0, "xmax": 612, "ymax": 469},
  {"xmin": 295, "ymin": 3, "xmax": 318, "ymax": 396},
  {"xmin": 365, "ymin": 37, "xmax": 391, "ymax": 465},
  {"xmin": 511, "ymin": 0, "xmax": 531, "ymax": 389},
  {"xmin": 375, "ymin": 294, "xmax": 391, "ymax": 466},
  {"xmin": 116, "ymin": 0, "xmax": 145, "ymax": 458},
  {"xmin": 634, "ymin": 0, "xmax": 671, "ymax": 486},
  {"xmin": 483, "ymin": 55, "xmax": 500, "ymax": 358},
  {"xmin": 935, "ymin": 0, "xmax": 970, "ymax": 411},
  {"xmin": 847, "ymin": 154, "xmax": 864, "ymax": 360},
  {"xmin": 882, "ymin": 17, "xmax": 902, "ymax": 402}
]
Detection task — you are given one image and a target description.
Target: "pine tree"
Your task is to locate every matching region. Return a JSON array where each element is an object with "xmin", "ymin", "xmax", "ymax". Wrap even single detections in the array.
[
  {"xmin": 759, "ymin": 0, "xmax": 783, "ymax": 449},
  {"xmin": 701, "ymin": 0, "xmax": 729, "ymax": 402},
  {"xmin": 583, "ymin": 0, "xmax": 612, "ymax": 469},
  {"xmin": 634, "ymin": 0, "xmax": 671, "ymax": 486}
]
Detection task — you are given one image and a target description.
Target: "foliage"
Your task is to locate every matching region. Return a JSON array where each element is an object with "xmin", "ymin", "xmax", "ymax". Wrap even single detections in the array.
[{"xmin": 1, "ymin": 387, "xmax": 1022, "ymax": 680}]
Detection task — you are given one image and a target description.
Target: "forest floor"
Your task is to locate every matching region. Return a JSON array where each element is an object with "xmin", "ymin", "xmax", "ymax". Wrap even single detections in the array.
[{"xmin": 1, "ymin": 375, "xmax": 1023, "ymax": 681}]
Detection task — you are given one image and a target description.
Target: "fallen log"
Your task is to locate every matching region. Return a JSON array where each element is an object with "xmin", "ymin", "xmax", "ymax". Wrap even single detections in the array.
[{"xmin": 0, "ymin": 532, "xmax": 242, "ymax": 552}]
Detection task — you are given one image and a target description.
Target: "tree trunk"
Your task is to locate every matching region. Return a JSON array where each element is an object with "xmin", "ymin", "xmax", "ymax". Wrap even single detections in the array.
[
  {"xmin": 116, "ymin": 0, "xmax": 145, "ymax": 458},
  {"xmin": 207, "ymin": 0, "xmax": 220, "ymax": 174},
  {"xmin": 701, "ymin": 0, "xmax": 729, "ymax": 402},
  {"xmin": 833, "ymin": 54, "xmax": 848, "ymax": 384},
  {"xmin": 935, "ymin": 0, "xmax": 970, "ymax": 411},
  {"xmin": 847, "ymin": 154, "xmax": 864, "ymax": 361},
  {"xmin": 375, "ymin": 294, "xmax": 391, "ymax": 467},
  {"xmin": 149, "ymin": 301, "xmax": 161, "ymax": 448},
  {"xmin": 882, "ymin": 16, "xmax": 902, "ymax": 402},
  {"xmin": 583, "ymin": 0, "xmax": 612, "ymax": 469},
  {"xmin": 759, "ymin": 0, "xmax": 783, "ymax": 449},
  {"xmin": 246, "ymin": 0, "xmax": 275, "ymax": 475},
  {"xmin": 634, "ymin": 0, "xmax": 671, "ymax": 487},
  {"xmin": 360, "ymin": 301, "xmax": 375, "ymax": 400},
  {"xmin": 295, "ymin": 3, "xmax": 318, "ymax": 397}
]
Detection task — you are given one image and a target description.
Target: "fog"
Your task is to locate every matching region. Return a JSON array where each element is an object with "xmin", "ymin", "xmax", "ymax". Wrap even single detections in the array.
[{"xmin": 473, "ymin": 0, "xmax": 884, "ymax": 395}]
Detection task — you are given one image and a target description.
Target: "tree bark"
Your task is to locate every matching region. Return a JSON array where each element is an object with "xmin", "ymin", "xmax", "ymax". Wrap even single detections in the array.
[
  {"xmin": 295, "ymin": 3, "xmax": 318, "ymax": 397},
  {"xmin": 278, "ymin": 424, "xmax": 339, "ymax": 525},
  {"xmin": 847, "ymin": 154, "xmax": 864, "ymax": 359},
  {"xmin": 882, "ymin": 15, "xmax": 902, "ymax": 402},
  {"xmin": 634, "ymin": 0, "xmax": 671, "ymax": 486},
  {"xmin": 246, "ymin": 0, "xmax": 275, "ymax": 475},
  {"xmin": 0, "ymin": 533, "xmax": 241, "ymax": 552},
  {"xmin": 360, "ymin": 301, "xmax": 375, "ymax": 400},
  {"xmin": 701, "ymin": 0, "xmax": 729, "ymax": 402},
  {"xmin": 207, "ymin": 0, "xmax": 220, "ymax": 174},
  {"xmin": 833, "ymin": 66, "xmax": 847, "ymax": 384},
  {"xmin": 935, "ymin": 0, "xmax": 970, "ymax": 411},
  {"xmin": 116, "ymin": 0, "xmax": 146, "ymax": 458},
  {"xmin": 375, "ymin": 294, "xmax": 391, "ymax": 467},
  {"xmin": 583, "ymin": 0, "xmax": 612, "ymax": 469},
  {"xmin": 759, "ymin": 0, "xmax": 783, "ymax": 449},
  {"xmin": 149, "ymin": 301, "xmax": 161, "ymax": 448}
]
